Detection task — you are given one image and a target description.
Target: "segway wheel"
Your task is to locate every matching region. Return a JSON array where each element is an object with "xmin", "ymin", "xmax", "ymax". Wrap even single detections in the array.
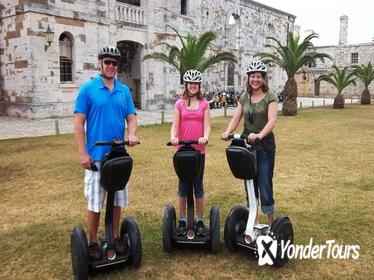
[
  {"xmin": 209, "ymin": 205, "xmax": 220, "ymax": 253},
  {"xmin": 162, "ymin": 204, "xmax": 176, "ymax": 252},
  {"xmin": 224, "ymin": 205, "xmax": 248, "ymax": 251},
  {"xmin": 121, "ymin": 217, "xmax": 142, "ymax": 268},
  {"xmin": 70, "ymin": 226, "xmax": 89, "ymax": 280},
  {"xmin": 269, "ymin": 216, "xmax": 294, "ymax": 268}
]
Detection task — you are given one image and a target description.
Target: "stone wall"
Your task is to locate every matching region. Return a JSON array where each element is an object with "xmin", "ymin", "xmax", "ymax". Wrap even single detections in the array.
[
  {"xmin": 1, "ymin": 0, "xmax": 295, "ymax": 117},
  {"xmin": 295, "ymin": 15, "xmax": 374, "ymax": 99},
  {"xmin": 296, "ymin": 43, "xmax": 374, "ymax": 98}
]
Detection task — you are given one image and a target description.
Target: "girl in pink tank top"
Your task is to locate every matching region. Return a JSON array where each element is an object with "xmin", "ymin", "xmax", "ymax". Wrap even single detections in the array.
[{"xmin": 170, "ymin": 69, "xmax": 211, "ymax": 237}]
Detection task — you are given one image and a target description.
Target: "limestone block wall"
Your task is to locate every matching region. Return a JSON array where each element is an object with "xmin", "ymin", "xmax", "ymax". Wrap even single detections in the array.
[
  {"xmin": 1, "ymin": 0, "xmax": 295, "ymax": 117},
  {"xmin": 296, "ymin": 43, "xmax": 374, "ymax": 98},
  {"xmin": 0, "ymin": 0, "xmax": 114, "ymax": 118}
]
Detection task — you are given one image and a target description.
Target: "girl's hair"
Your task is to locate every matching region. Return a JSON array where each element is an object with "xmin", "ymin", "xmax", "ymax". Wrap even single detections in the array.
[
  {"xmin": 246, "ymin": 72, "xmax": 269, "ymax": 95},
  {"xmin": 182, "ymin": 83, "xmax": 203, "ymax": 100}
]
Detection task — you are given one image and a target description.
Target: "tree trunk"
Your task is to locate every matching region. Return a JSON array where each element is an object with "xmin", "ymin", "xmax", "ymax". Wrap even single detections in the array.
[
  {"xmin": 282, "ymin": 78, "xmax": 298, "ymax": 116},
  {"xmin": 361, "ymin": 88, "xmax": 371, "ymax": 105},
  {"xmin": 333, "ymin": 92, "xmax": 345, "ymax": 109}
]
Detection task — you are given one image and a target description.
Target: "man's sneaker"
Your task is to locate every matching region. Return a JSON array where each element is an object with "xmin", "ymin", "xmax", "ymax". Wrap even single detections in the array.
[
  {"xmin": 195, "ymin": 220, "xmax": 207, "ymax": 237},
  {"xmin": 114, "ymin": 237, "xmax": 127, "ymax": 255},
  {"xmin": 175, "ymin": 220, "xmax": 187, "ymax": 236},
  {"xmin": 88, "ymin": 242, "xmax": 102, "ymax": 261}
]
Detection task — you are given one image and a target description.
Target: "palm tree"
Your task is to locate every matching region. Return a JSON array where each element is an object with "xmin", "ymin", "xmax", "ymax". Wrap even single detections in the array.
[
  {"xmin": 256, "ymin": 32, "xmax": 332, "ymax": 116},
  {"xmin": 353, "ymin": 62, "xmax": 374, "ymax": 105},
  {"xmin": 143, "ymin": 25, "xmax": 237, "ymax": 81},
  {"xmin": 320, "ymin": 66, "xmax": 356, "ymax": 109}
]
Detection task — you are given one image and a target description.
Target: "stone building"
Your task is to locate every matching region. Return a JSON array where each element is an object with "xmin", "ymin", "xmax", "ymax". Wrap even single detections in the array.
[
  {"xmin": 296, "ymin": 15, "xmax": 374, "ymax": 98},
  {"xmin": 0, "ymin": 0, "xmax": 295, "ymax": 118}
]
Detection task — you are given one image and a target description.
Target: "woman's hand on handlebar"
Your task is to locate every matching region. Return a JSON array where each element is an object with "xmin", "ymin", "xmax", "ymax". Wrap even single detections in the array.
[
  {"xmin": 170, "ymin": 137, "xmax": 179, "ymax": 146},
  {"xmin": 127, "ymin": 134, "xmax": 139, "ymax": 146},
  {"xmin": 220, "ymin": 131, "xmax": 230, "ymax": 141},
  {"xmin": 248, "ymin": 133, "xmax": 261, "ymax": 144},
  {"xmin": 198, "ymin": 137, "xmax": 208, "ymax": 145}
]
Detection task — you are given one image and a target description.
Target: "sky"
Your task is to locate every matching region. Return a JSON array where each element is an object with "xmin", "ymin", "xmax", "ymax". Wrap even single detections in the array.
[{"xmin": 254, "ymin": 0, "xmax": 374, "ymax": 46}]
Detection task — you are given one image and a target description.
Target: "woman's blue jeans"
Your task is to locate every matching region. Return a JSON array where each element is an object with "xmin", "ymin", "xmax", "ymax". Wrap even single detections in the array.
[{"xmin": 254, "ymin": 149, "xmax": 275, "ymax": 214}]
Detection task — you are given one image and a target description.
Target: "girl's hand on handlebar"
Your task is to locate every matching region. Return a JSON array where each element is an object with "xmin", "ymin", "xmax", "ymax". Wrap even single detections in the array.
[
  {"xmin": 220, "ymin": 132, "xmax": 229, "ymax": 141},
  {"xmin": 170, "ymin": 137, "xmax": 179, "ymax": 146},
  {"xmin": 248, "ymin": 133, "xmax": 260, "ymax": 144},
  {"xmin": 128, "ymin": 135, "xmax": 139, "ymax": 146},
  {"xmin": 198, "ymin": 137, "xmax": 208, "ymax": 145}
]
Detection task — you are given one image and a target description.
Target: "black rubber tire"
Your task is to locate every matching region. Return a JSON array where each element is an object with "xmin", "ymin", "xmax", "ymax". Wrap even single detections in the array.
[
  {"xmin": 270, "ymin": 216, "xmax": 294, "ymax": 268},
  {"xmin": 224, "ymin": 205, "xmax": 248, "ymax": 251},
  {"xmin": 70, "ymin": 226, "xmax": 89, "ymax": 280},
  {"xmin": 121, "ymin": 217, "xmax": 142, "ymax": 268},
  {"xmin": 162, "ymin": 204, "xmax": 176, "ymax": 252},
  {"xmin": 209, "ymin": 205, "xmax": 220, "ymax": 253}
]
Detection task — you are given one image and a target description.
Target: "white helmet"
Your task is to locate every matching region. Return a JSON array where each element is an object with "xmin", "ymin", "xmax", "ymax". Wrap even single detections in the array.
[
  {"xmin": 246, "ymin": 61, "xmax": 267, "ymax": 74},
  {"xmin": 98, "ymin": 46, "xmax": 121, "ymax": 60},
  {"xmin": 183, "ymin": 69, "xmax": 203, "ymax": 83}
]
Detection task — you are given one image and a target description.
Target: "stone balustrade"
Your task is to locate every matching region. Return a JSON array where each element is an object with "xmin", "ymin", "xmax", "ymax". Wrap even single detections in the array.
[{"xmin": 116, "ymin": 2, "xmax": 146, "ymax": 25}]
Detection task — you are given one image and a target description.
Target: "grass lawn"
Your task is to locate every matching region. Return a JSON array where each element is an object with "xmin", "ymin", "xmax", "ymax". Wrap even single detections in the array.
[{"xmin": 1, "ymin": 104, "xmax": 373, "ymax": 280}]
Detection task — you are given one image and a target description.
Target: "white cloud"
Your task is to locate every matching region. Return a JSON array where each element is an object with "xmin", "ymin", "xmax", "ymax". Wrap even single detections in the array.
[{"xmin": 254, "ymin": 0, "xmax": 374, "ymax": 45}]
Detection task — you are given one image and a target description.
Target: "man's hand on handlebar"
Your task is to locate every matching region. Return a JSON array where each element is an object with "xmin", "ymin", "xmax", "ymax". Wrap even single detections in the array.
[
  {"xmin": 80, "ymin": 152, "xmax": 93, "ymax": 170},
  {"xmin": 127, "ymin": 135, "xmax": 139, "ymax": 146}
]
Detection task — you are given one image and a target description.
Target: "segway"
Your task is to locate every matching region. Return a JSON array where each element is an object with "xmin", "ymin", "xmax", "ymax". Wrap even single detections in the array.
[
  {"xmin": 162, "ymin": 140, "xmax": 220, "ymax": 253},
  {"xmin": 71, "ymin": 140, "xmax": 142, "ymax": 280},
  {"xmin": 223, "ymin": 134, "xmax": 293, "ymax": 267}
]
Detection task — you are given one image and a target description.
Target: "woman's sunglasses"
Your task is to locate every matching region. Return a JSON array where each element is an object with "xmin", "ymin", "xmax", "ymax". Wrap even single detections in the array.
[{"xmin": 103, "ymin": 59, "xmax": 119, "ymax": 67}]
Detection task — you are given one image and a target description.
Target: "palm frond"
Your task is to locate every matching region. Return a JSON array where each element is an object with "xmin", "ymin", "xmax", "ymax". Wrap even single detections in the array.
[
  {"xmin": 353, "ymin": 62, "xmax": 374, "ymax": 88},
  {"xmin": 320, "ymin": 66, "xmax": 356, "ymax": 93},
  {"xmin": 199, "ymin": 52, "xmax": 237, "ymax": 72},
  {"xmin": 256, "ymin": 32, "xmax": 332, "ymax": 78},
  {"xmin": 167, "ymin": 25, "xmax": 187, "ymax": 50},
  {"xmin": 142, "ymin": 27, "xmax": 237, "ymax": 77}
]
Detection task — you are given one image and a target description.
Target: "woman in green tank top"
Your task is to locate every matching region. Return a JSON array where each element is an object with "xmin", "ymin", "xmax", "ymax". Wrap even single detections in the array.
[{"xmin": 221, "ymin": 61, "xmax": 278, "ymax": 241}]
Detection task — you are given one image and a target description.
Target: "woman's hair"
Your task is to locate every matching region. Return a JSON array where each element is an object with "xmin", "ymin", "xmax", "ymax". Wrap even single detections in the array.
[
  {"xmin": 182, "ymin": 83, "xmax": 203, "ymax": 100},
  {"xmin": 246, "ymin": 72, "xmax": 269, "ymax": 94}
]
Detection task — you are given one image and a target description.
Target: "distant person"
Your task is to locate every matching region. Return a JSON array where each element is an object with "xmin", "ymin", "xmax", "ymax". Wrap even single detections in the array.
[
  {"xmin": 170, "ymin": 69, "xmax": 211, "ymax": 236},
  {"xmin": 74, "ymin": 46, "xmax": 138, "ymax": 260},
  {"xmin": 221, "ymin": 61, "xmax": 278, "ymax": 243}
]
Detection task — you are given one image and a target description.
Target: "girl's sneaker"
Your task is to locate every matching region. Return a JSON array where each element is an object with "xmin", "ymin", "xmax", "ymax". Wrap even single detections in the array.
[
  {"xmin": 195, "ymin": 220, "xmax": 207, "ymax": 237},
  {"xmin": 175, "ymin": 220, "xmax": 187, "ymax": 236}
]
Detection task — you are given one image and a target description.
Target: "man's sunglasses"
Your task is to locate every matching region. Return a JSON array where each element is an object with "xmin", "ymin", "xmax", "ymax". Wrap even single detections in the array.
[{"xmin": 103, "ymin": 60, "xmax": 119, "ymax": 66}]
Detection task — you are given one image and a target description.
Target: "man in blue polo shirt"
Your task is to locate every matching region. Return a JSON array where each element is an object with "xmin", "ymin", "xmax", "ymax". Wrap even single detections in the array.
[{"xmin": 74, "ymin": 46, "xmax": 138, "ymax": 261}]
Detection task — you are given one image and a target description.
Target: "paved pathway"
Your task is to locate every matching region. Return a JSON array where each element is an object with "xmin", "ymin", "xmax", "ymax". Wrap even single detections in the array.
[{"xmin": 0, "ymin": 97, "xmax": 354, "ymax": 140}]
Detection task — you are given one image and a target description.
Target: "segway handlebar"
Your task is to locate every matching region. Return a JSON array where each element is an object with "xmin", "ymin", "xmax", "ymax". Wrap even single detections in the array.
[
  {"xmin": 227, "ymin": 134, "xmax": 260, "ymax": 143},
  {"xmin": 94, "ymin": 140, "xmax": 140, "ymax": 146},
  {"xmin": 166, "ymin": 140, "xmax": 208, "ymax": 146},
  {"xmin": 227, "ymin": 133, "xmax": 248, "ymax": 140}
]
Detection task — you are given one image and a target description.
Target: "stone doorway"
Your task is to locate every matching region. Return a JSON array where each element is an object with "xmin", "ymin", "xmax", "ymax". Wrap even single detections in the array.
[
  {"xmin": 117, "ymin": 40, "xmax": 143, "ymax": 109},
  {"xmin": 314, "ymin": 76, "xmax": 324, "ymax": 97}
]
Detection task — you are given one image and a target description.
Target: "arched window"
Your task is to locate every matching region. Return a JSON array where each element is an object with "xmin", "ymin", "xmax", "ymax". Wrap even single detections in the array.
[
  {"xmin": 59, "ymin": 33, "xmax": 73, "ymax": 83},
  {"xmin": 227, "ymin": 63, "xmax": 235, "ymax": 86}
]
